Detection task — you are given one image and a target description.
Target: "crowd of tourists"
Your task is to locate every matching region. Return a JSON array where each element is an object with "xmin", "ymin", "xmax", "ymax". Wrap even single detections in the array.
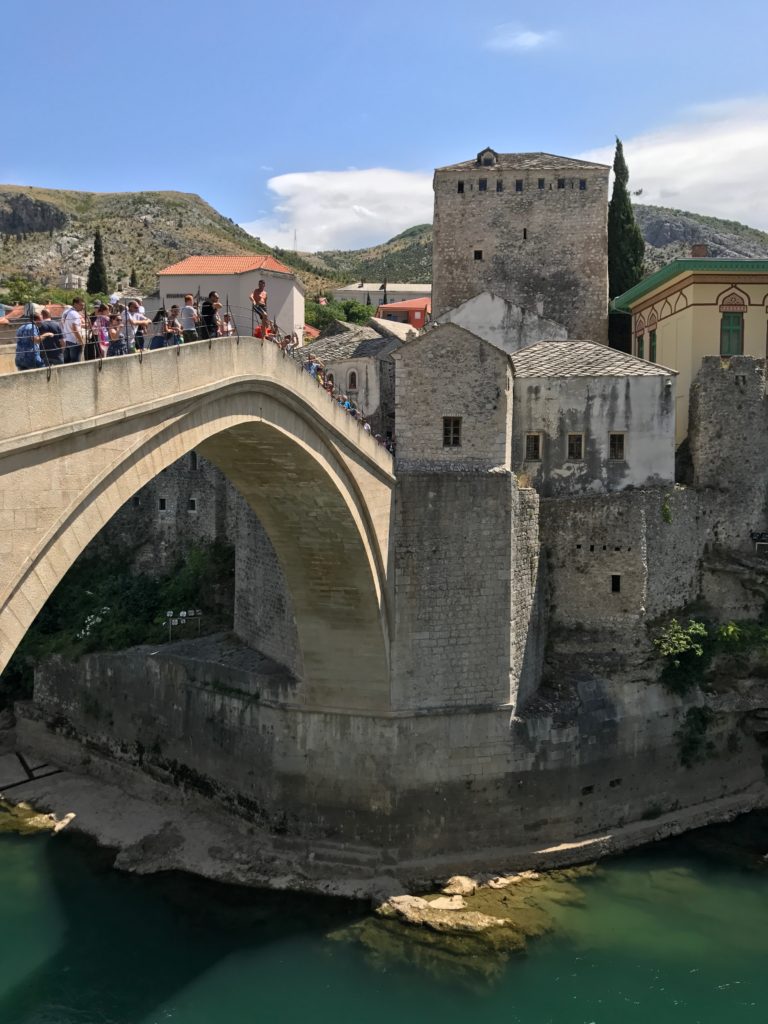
[
  {"xmin": 11, "ymin": 279, "xmax": 394, "ymax": 451},
  {"xmin": 13, "ymin": 291, "xmax": 242, "ymax": 369}
]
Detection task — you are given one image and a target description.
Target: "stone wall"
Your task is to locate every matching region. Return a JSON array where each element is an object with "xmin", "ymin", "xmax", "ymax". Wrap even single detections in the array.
[
  {"xmin": 21, "ymin": 639, "xmax": 768, "ymax": 876},
  {"xmin": 394, "ymin": 323, "xmax": 512, "ymax": 471},
  {"xmin": 391, "ymin": 471, "xmax": 542, "ymax": 712},
  {"xmin": 689, "ymin": 356, "xmax": 768, "ymax": 551},
  {"xmin": 512, "ymin": 374, "xmax": 676, "ymax": 496},
  {"xmin": 233, "ymin": 506, "xmax": 301, "ymax": 676},
  {"xmin": 432, "ymin": 292, "xmax": 568, "ymax": 353},
  {"xmin": 432, "ymin": 157, "xmax": 609, "ymax": 343}
]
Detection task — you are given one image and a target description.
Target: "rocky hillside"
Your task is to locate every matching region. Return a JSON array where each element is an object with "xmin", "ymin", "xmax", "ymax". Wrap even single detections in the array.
[
  {"xmin": 0, "ymin": 186, "xmax": 335, "ymax": 296},
  {"xmin": 633, "ymin": 205, "xmax": 768, "ymax": 268},
  {"xmin": 300, "ymin": 224, "xmax": 433, "ymax": 284}
]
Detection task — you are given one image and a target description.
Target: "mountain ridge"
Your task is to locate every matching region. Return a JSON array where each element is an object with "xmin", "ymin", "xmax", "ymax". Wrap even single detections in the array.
[{"xmin": 1, "ymin": 184, "xmax": 767, "ymax": 299}]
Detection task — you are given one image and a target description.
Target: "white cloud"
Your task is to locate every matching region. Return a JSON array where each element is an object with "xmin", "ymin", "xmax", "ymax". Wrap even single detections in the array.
[
  {"xmin": 242, "ymin": 168, "xmax": 433, "ymax": 251},
  {"xmin": 485, "ymin": 23, "xmax": 559, "ymax": 52},
  {"xmin": 580, "ymin": 97, "xmax": 768, "ymax": 231},
  {"xmin": 241, "ymin": 97, "xmax": 768, "ymax": 253}
]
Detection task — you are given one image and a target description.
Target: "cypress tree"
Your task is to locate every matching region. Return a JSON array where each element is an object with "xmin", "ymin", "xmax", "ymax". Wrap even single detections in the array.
[
  {"xmin": 86, "ymin": 229, "xmax": 108, "ymax": 294},
  {"xmin": 608, "ymin": 138, "xmax": 645, "ymax": 299},
  {"xmin": 129, "ymin": 267, "xmax": 138, "ymax": 288}
]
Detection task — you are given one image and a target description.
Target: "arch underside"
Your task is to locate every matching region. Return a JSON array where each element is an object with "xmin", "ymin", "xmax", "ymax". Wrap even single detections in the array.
[{"xmin": 0, "ymin": 387, "xmax": 393, "ymax": 712}]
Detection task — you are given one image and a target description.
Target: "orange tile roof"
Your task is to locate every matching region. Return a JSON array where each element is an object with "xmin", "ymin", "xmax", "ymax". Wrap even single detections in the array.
[
  {"xmin": 157, "ymin": 254, "xmax": 294, "ymax": 276},
  {"xmin": 303, "ymin": 323, "xmax": 321, "ymax": 339},
  {"xmin": 376, "ymin": 297, "xmax": 431, "ymax": 312}
]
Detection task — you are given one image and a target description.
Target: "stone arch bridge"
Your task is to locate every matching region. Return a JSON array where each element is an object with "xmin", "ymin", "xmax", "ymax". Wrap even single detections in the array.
[{"xmin": 0, "ymin": 338, "xmax": 395, "ymax": 711}]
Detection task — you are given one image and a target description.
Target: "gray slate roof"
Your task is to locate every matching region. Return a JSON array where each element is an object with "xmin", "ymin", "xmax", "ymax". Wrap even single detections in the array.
[
  {"xmin": 437, "ymin": 151, "xmax": 609, "ymax": 172},
  {"xmin": 511, "ymin": 341, "xmax": 676, "ymax": 378},
  {"xmin": 305, "ymin": 322, "xmax": 397, "ymax": 362}
]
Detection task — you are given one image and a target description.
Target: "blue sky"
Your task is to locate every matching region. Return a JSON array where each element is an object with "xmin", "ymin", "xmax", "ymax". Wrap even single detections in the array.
[{"xmin": 4, "ymin": 0, "xmax": 768, "ymax": 248}]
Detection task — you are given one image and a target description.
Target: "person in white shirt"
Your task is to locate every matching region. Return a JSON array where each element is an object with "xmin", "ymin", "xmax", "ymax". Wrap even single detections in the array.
[
  {"xmin": 180, "ymin": 294, "xmax": 199, "ymax": 343},
  {"xmin": 62, "ymin": 297, "xmax": 86, "ymax": 362},
  {"xmin": 125, "ymin": 301, "xmax": 151, "ymax": 352}
]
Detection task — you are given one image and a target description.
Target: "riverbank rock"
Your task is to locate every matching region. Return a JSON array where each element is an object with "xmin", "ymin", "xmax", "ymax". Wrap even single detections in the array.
[
  {"xmin": 441, "ymin": 874, "xmax": 477, "ymax": 896},
  {"xmin": 0, "ymin": 799, "xmax": 75, "ymax": 836}
]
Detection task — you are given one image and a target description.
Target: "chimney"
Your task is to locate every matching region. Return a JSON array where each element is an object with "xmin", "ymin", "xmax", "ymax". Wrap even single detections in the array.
[{"xmin": 691, "ymin": 243, "xmax": 709, "ymax": 258}]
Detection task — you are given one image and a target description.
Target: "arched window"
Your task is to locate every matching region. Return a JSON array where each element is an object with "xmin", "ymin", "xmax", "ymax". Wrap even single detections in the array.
[{"xmin": 348, "ymin": 370, "xmax": 358, "ymax": 391}]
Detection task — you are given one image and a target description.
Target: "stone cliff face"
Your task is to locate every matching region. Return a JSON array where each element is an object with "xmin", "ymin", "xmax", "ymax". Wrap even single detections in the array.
[{"xmin": 0, "ymin": 193, "xmax": 68, "ymax": 235}]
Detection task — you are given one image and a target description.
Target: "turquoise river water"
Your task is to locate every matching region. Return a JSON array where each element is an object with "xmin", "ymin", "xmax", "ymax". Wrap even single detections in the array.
[{"xmin": 1, "ymin": 821, "xmax": 767, "ymax": 1024}]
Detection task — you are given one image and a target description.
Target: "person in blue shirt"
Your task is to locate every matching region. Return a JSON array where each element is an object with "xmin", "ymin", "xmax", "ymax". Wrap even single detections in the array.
[{"xmin": 15, "ymin": 314, "xmax": 46, "ymax": 371}]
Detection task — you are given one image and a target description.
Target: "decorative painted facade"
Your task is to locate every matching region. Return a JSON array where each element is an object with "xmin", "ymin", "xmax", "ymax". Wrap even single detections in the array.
[{"xmin": 613, "ymin": 259, "xmax": 768, "ymax": 443}]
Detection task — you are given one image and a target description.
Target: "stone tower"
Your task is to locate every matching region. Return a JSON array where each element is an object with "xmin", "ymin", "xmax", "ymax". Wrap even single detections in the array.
[{"xmin": 432, "ymin": 148, "xmax": 610, "ymax": 343}]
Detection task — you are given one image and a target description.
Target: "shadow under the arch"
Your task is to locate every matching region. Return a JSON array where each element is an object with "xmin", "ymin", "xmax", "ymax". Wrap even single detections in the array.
[{"xmin": 0, "ymin": 831, "xmax": 361, "ymax": 1024}]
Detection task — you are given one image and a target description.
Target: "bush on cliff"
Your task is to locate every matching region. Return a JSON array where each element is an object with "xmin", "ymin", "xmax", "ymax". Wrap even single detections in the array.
[{"xmin": 0, "ymin": 541, "xmax": 235, "ymax": 711}]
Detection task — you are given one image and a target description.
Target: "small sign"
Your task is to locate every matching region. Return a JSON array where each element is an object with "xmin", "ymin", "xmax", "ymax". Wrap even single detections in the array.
[{"xmin": 171, "ymin": 619, "xmax": 179, "ymax": 626}]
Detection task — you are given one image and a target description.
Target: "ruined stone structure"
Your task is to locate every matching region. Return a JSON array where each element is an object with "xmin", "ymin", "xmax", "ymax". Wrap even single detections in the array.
[{"xmin": 431, "ymin": 148, "xmax": 610, "ymax": 343}]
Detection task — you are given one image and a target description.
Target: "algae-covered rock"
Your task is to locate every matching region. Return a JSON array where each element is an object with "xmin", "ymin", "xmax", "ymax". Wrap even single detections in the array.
[
  {"xmin": 0, "ymin": 799, "xmax": 75, "ymax": 836},
  {"xmin": 426, "ymin": 894, "xmax": 466, "ymax": 911},
  {"xmin": 441, "ymin": 875, "xmax": 477, "ymax": 896}
]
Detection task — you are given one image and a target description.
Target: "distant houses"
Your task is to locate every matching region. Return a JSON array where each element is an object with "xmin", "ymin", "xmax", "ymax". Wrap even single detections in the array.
[{"xmin": 331, "ymin": 281, "xmax": 431, "ymax": 308}]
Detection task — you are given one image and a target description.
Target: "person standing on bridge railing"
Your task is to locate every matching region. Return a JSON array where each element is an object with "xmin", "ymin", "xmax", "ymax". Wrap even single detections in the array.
[{"xmin": 250, "ymin": 279, "xmax": 269, "ymax": 336}]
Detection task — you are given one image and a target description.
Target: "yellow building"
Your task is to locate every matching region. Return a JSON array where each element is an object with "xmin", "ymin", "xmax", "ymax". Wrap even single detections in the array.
[{"xmin": 613, "ymin": 258, "xmax": 768, "ymax": 443}]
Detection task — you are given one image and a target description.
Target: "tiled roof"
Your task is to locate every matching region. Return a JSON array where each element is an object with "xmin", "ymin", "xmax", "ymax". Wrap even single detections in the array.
[
  {"xmin": 305, "ymin": 321, "xmax": 399, "ymax": 362},
  {"xmin": 437, "ymin": 151, "xmax": 609, "ymax": 172},
  {"xmin": 376, "ymin": 297, "xmax": 431, "ymax": 312},
  {"xmin": 303, "ymin": 323, "xmax": 321, "ymax": 340},
  {"xmin": 511, "ymin": 341, "xmax": 676, "ymax": 378},
  {"xmin": 157, "ymin": 255, "xmax": 294, "ymax": 276}
]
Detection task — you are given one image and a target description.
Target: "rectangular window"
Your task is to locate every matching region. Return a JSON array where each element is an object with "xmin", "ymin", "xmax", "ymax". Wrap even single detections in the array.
[
  {"xmin": 636, "ymin": 334, "xmax": 644, "ymax": 359},
  {"xmin": 187, "ymin": 498, "xmax": 197, "ymax": 512},
  {"xmin": 720, "ymin": 312, "xmax": 744, "ymax": 355},
  {"xmin": 609, "ymin": 433, "xmax": 625, "ymax": 461},
  {"xmin": 538, "ymin": 178, "xmax": 545, "ymax": 190},
  {"xmin": 557, "ymin": 178, "xmax": 565, "ymax": 189},
  {"xmin": 132, "ymin": 496, "xmax": 140, "ymax": 508},
  {"xmin": 579, "ymin": 179, "xmax": 587, "ymax": 190},
  {"xmin": 515, "ymin": 179, "xmax": 523, "ymax": 192},
  {"xmin": 189, "ymin": 451, "xmax": 198, "ymax": 470},
  {"xmin": 649, "ymin": 329, "xmax": 657, "ymax": 362},
  {"xmin": 478, "ymin": 178, "xmax": 487, "ymax": 192},
  {"xmin": 474, "ymin": 249, "xmax": 483, "ymax": 261},
  {"xmin": 496, "ymin": 179, "xmax": 503, "ymax": 192},
  {"xmin": 158, "ymin": 498, "xmax": 167, "ymax": 511},
  {"xmin": 443, "ymin": 417, "xmax": 461, "ymax": 448},
  {"xmin": 525, "ymin": 433, "xmax": 542, "ymax": 461},
  {"xmin": 567, "ymin": 433, "xmax": 584, "ymax": 460},
  {"xmin": 523, "ymin": 228, "xmax": 527, "ymax": 240},
  {"xmin": 457, "ymin": 180, "xmax": 464, "ymax": 194},
  {"xmin": 611, "ymin": 574, "xmax": 621, "ymax": 593}
]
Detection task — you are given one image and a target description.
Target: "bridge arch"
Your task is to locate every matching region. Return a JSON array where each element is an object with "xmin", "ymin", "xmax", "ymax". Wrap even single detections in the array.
[{"xmin": 0, "ymin": 341, "xmax": 395, "ymax": 711}]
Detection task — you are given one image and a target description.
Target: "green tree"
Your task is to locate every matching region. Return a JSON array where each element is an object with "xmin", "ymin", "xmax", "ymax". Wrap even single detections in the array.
[
  {"xmin": 129, "ymin": 267, "xmax": 138, "ymax": 288},
  {"xmin": 86, "ymin": 229, "xmax": 109, "ymax": 294},
  {"xmin": 608, "ymin": 138, "xmax": 645, "ymax": 298}
]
